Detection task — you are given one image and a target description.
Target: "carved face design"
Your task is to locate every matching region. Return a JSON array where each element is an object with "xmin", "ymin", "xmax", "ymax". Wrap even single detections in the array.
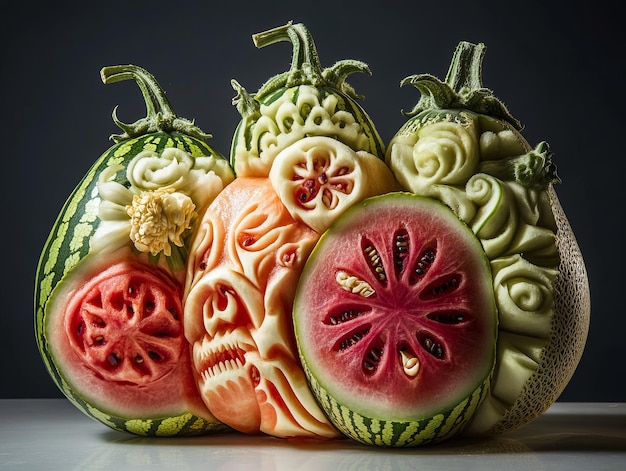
[{"xmin": 183, "ymin": 177, "xmax": 338, "ymax": 438}]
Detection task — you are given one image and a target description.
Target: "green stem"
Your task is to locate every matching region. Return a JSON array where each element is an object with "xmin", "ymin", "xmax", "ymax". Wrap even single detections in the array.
[
  {"xmin": 445, "ymin": 41, "xmax": 485, "ymax": 94},
  {"xmin": 101, "ymin": 65, "xmax": 172, "ymax": 121},
  {"xmin": 252, "ymin": 21, "xmax": 322, "ymax": 80},
  {"xmin": 100, "ymin": 64, "xmax": 210, "ymax": 142},
  {"xmin": 400, "ymin": 41, "xmax": 522, "ymax": 129},
  {"xmin": 322, "ymin": 60, "xmax": 371, "ymax": 99},
  {"xmin": 233, "ymin": 22, "xmax": 371, "ymax": 119},
  {"xmin": 252, "ymin": 22, "xmax": 327, "ymax": 97}
]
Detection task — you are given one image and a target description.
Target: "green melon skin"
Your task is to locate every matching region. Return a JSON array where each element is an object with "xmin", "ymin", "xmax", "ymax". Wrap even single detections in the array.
[
  {"xmin": 301, "ymin": 352, "xmax": 490, "ymax": 447},
  {"xmin": 293, "ymin": 192, "xmax": 498, "ymax": 447},
  {"xmin": 34, "ymin": 132, "xmax": 232, "ymax": 437}
]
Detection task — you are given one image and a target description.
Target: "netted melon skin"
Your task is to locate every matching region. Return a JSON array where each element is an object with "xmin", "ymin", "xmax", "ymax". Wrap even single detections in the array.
[{"xmin": 489, "ymin": 186, "xmax": 590, "ymax": 434}]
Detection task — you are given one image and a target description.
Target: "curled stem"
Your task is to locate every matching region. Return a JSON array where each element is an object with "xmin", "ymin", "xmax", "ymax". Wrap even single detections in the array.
[
  {"xmin": 252, "ymin": 21, "xmax": 322, "ymax": 84},
  {"xmin": 247, "ymin": 21, "xmax": 370, "ymax": 102},
  {"xmin": 100, "ymin": 64, "xmax": 211, "ymax": 142}
]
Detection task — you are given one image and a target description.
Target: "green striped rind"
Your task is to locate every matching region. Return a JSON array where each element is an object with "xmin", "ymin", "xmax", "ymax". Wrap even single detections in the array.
[
  {"xmin": 34, "ymin": 132, "xmax": 228, "ymax": 435},
  {"xmin": 300, "ymin": 355, "xmax": 489, "ymax": 447},
  {"xmin": 83, "ymin": 399, "xmax": 230, "ymax": 437},
  {"xmin": 57, "ymin": 382, "xmax": 229, "ymax": 436}
]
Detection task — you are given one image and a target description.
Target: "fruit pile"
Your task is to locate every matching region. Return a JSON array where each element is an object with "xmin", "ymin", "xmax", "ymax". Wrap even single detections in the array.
[{"xmin": 34, "ymin": 21, "xmax": 590, "ymax": 446}]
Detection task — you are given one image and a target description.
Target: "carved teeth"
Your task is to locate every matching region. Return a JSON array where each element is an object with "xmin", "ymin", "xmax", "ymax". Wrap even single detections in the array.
[
  {"xmin": 200, "ymin": 354, "xmax": 244, "ymax": 382},
  {"xmin": 196, "ymin": 334, "xmax": 248, "ymax": 381}
]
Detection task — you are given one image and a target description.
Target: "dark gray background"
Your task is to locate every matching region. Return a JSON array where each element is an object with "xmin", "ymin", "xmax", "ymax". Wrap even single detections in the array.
[{"xmin": 2, "ymin": 0, "xmax": 623, "ymax": 401}]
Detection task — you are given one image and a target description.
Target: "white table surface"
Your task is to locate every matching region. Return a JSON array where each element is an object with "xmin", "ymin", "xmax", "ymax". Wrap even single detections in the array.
[{"xmin": 1, "ymin": 399, "xmax": 624, "ymax": 470}]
